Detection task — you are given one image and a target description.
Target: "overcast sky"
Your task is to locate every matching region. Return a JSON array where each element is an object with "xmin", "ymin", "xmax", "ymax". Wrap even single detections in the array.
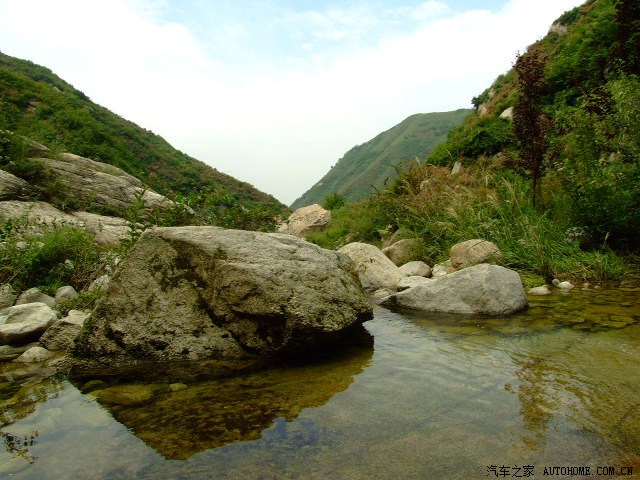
[{"xmin": 0, "ymin": 0, "xmax": 584, "ymax": 205}]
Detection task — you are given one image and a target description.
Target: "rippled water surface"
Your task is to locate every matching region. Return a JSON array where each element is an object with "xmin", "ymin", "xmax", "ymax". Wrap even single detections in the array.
[{"xmin": 1, "ymin": 287, "xmax": 639, "ymax": 479}]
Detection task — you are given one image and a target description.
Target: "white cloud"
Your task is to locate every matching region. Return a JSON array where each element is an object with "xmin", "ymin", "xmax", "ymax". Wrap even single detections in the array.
[{"xmin": 0, "ymin": 0, "xmax": 584, "ymax": 205}]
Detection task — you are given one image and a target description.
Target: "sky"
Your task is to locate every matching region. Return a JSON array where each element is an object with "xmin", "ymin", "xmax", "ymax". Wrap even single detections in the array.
[{"xmin": 0, "ymin": 0, "xmax": 584, "ymax": 205}]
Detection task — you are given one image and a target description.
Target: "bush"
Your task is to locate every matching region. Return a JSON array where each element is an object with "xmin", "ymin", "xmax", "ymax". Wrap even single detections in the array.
[
  {"xmin": 323, "ymin": 192, "xmax": 346, "ymax": 210},
  {"xmin": 0, "ymin": 218, "xmax": 111, "ymax": 294}
]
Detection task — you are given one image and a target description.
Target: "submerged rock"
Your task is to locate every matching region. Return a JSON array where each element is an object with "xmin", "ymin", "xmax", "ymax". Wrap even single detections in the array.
[
  {"xmin": 73, "ymin": 227, "xmax": 372, "ymax": 368},
  {"xmin": 382, "ymin": 263, "xmax": 527, "ymax": 315},
  {"xmin": 529, "ymin": 285, "xmax": 552, "ymax": 296}
]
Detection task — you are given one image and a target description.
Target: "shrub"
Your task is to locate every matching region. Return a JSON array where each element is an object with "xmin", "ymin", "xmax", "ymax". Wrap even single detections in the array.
[{"xmin": 0, "ymin": 218, "xmax": 111, "ymax": 294}]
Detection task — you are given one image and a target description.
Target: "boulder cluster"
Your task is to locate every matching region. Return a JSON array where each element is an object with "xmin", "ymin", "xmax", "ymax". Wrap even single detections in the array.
[
  {"xmin": 0, "ymin": 284, "xmax": 89, "ymax": 363},
  {"xmin": 336, "ymin": 237, "xmax": 528, "ymax": 316}
]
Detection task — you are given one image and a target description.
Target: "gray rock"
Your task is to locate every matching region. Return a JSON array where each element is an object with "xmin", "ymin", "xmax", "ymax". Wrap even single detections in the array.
[
  {"xmin": 14, "ymin": 346, "xmax": 54, "ymax": 363},
  {"xmin": 450, "ymin": 239, "xmax": 502, "ymax": 271},
  {"xmin": 338, "ymin": 242, "xmax": 401, "ymax": 292},
  {"xmin": 70, "ymin": 211, "xmax": 130, "ymax": 245},
  {"xmin": 0, "ymin": 303, "xmax": 59, "ymax": 345},
  {"xmin": 499, "ymin": 107, "xmax": 514, "ymax": 120},
  {"xmin": 398, "ymin": 276, "xmax": 432, "ymax": 291},
  {"xmin": 40, "ymin": 309, "xmax": 88, "ymax": 351},
  {"xmin": 88, "ymin": 274, "xmax": 110, "ymax": 292},
  {"xmin": 398, "ymin": 261, "xmax": 432, "ymax": 278},
  {"xmin": 0, "ymin": 342, "xmax": 39, "ymax": 361},
  {"xmin": 0, "ymin": 169, "xmax": 37, "ymax": 200},
  {"xmin": 451, "ymin": 161, "xmax": 462, "ymax": 175},
  {"xmin": 0, "ymin": 284, "xmax": 18, "ymax": 308},
  {"xmin": 55, "ymin": 286, "xmax": 79, "ymax": 303},
  {"xmin": 73, "ymin": 227, "xmax": 372, "ymax": 367},
  {"xmin": 278, "ymin": 204, "xmax": 331, "ymax": 237},
  {"xmin": 382, "ymin": 238, "xmax": 424, "ymax": 267},
  {"xmin": 382, "ymin": 228, "xmax": 409, "ymax": 249},
  {"xmin": 15, "ymin": 288, "xmax": 56, "ymax": 309},
  {"xmin": 552, "ymin": 279, "xmax": 574, "ymax": 290},
  {"xmin": 381, "ymin": 263, "xmax": 527, "ymax": 315},
  {"xmin": 28, "ymin": 154, "xmax": 173, "ymax": 217},
  {"xmin": 528, "ymin": 285, "xmax": 552, "ymax": 296},
  {"xmin": 432, "ymin": 259, "xmax": 454, "ymax": 278},
  {"xmin": 0, "ymin": 201, "xmax": 82, "ymax": 233}
]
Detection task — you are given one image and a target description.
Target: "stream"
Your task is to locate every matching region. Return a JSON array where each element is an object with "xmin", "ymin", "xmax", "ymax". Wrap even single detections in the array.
[{"xmin": 1, "ymin": 287, "xmax": 639, "ymax": 479}]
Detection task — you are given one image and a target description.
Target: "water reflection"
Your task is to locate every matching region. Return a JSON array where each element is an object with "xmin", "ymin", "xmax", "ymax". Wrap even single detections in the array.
[
  {"xmin": 75, "ymin": 345, "xmax": 373, "ymax": 460},
  {"xmin": 0, "ymin": 287, "xmax": 638, "ymax": 479}
]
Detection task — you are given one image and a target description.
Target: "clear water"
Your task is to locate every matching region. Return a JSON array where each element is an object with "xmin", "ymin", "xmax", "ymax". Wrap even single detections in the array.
[{"xmin": 1, "ymin": 287, "xmax": 639, "ymax": 479}]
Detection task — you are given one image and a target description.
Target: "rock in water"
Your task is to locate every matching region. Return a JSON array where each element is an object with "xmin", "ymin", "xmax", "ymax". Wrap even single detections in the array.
[
  {"xmin": 381, "ymin": 263, "xmax": 527, "ymax": 315},
  {"xmin": 73, "ymin": 227, "xmax": 372, "ymax": 367}
]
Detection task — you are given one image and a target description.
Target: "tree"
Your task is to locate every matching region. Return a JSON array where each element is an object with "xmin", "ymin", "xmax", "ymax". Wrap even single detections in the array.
[
  {"xmin": 513, "ymin": 49, "xmax": 550, "ymax": 207},
  {"xmin": 613, "ymin": 0, "xmax": 640, "ymax": 74}
]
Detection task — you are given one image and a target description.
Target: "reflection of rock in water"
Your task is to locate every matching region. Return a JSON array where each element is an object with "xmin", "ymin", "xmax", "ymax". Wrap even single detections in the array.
[{"xmin": 81, "ymin": 343, "xmax": 373, "ymax": 460}]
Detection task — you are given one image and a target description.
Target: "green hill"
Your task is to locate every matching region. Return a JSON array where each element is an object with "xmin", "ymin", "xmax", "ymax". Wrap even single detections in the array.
[
  {"xmin": 0, "ymin": 51, "xmax": 285, "ymax": 214},
  {"xmin": 306, "ymin": 0, "xmax": 639, "ymax": 282},
  {"xmin": 426, "ymin": 0, "xmax": 639, "ymax": 249},
  {"xmin": 291, "ymin": 109, "xmax": 471, "ymax": 209}
]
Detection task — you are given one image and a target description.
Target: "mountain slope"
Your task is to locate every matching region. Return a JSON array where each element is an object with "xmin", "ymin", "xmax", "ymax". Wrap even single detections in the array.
[
  {"xmin": 0, "ymin": 51, "xmax": 285, "ymax": 211},
  {"xmin": 291, "ymin": 109, "xmax": 471, "ymax": 209}
]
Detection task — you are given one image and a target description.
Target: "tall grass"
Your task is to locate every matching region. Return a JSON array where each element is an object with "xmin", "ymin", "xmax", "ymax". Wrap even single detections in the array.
[{"xmin": 307, "ymin": 160, "xmax": 628, "ymax": 283}]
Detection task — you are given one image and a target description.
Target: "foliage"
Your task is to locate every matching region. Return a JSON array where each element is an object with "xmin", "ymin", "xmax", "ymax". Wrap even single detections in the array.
[
  {"xmin": 323, "ymin": 192, "xmax": 346, "ymax": 210},
  {"xmin": 428, "ymin": 117, "xmax": 515, "ymax": 166},
  {"xmin": 308, "ymin": 161, "xmax": 630, "ymax": 283},
  {"xmin": 513, "ymin": 48, "xmax": 550, "ymax": 206},
  {"xmin": 0, "ymin": 217, "xmax": 112, "ymax": 294}
]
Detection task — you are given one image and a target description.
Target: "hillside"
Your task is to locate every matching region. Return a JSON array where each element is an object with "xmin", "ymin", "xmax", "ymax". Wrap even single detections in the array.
[
  {"xmin": 306, "ymin": 0, "xmax": 639, "ymax": 283},
  {"xmin": 426, "ymin": 0, "xmax": 639, "ymax": 250},
  {"xmin": 0, "ymin": 51, "xmax": 285, "ymax": 214},
  {"xmin": 291, "ymin": 109, "xmax": 471, "ymax": 209}
]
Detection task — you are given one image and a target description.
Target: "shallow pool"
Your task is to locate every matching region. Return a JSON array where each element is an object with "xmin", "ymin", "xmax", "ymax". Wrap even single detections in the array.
[{"xmin": 1, "ymin": 287, "xmax": 639, "ymax": 479}]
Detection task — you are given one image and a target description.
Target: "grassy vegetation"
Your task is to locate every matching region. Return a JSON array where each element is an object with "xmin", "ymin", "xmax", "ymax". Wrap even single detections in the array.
[
  {"xmin": 307, "ymin": 161, "xmax": 630, "ymax": 284},
  {"xmin": 306, "ymin": 0, "xmax": 640, "ymax": 285},
  {"xmin": 291, "ymin": 109, "xmax": 471, "ymax": 208}
]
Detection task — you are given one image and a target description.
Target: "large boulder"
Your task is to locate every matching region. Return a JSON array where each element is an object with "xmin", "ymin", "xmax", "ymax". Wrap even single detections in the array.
[
  {"xmin": 337, "ymin": 242, "xmax": 402, "ymax": 292},
  {"xmin": 278, "ymin": 204, "xmax": 331, "ymax": 237},
  {"xmin": 28, "ymin": 153, "xmax": 173, "ymax": 217},
  {"xmin": 450, "ymin": 239, "xmax": 502, "ymax": 271},
  {"xmin": 70, "ymin": 211, "xmax": 131, "ymax": 245},
  {"xmin": 0, "ymin": 169, "xmax": 37, "ymax": 200},
  {"xmin": 0, "ymin": 303, "xmax": 59, "ymax": 345},
  {"xmin": 73, "ymin": 227, "xmax": 372, "ymax": 367},
  {"xmin": 381, "ymin": 263, "xmax": 527, "ymax": 315},
  {"xmin": 382, "ymin": 238, "xmax": 424, "ymax": 266},
  {"xmin": 0, "ymin": 200, "xmax": 82, "ymax": 230}
]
